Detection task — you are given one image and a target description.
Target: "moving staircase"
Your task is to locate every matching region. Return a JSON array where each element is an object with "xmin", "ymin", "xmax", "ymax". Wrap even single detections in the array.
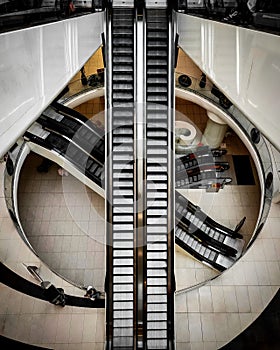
[
  {"xmin": 21, "ymin": 2, "xmax": 246, "ymax": 349},
  {"xmin": 106, "ymin": 7, "xmax": 136, "ymax": 349},
  {"xmin": 145, "ymin": 8, "xmax": 174, "ymax": 349}
]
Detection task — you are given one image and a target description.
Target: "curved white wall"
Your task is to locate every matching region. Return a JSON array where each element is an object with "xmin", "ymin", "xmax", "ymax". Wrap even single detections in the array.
[
  {"xmin": 176, "ymin": 13, "xmax": 280, "ymax": 152},
  {"xmin": 0, "ymin": 13, "xmax": 104, "ymax": 159}
]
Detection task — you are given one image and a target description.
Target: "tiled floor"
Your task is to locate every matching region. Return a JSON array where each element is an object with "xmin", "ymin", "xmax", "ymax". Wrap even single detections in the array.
[
  {"xmin": 0, "ymin": 160, "xmax": 106, "ymax": 349},
  {"xmin": 0, "ymin": 48, "xmax": 279, "ymax": 349},
  {"xmin": 18, "ymin": 154, "xmax": 106, "ymax": 292},
  {"xmin": 17, "ymin": 94, "xmax": 261, "ymax": 294}
]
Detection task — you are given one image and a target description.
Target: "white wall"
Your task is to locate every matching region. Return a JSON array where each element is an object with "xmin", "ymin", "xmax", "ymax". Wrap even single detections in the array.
[
  {"xmin": 0, "ymin": 13, "xmax": 104, "ymax": 158},
  {"xmin": 177, "ymin": 14, "xmax": 280, "ymax": 151}
]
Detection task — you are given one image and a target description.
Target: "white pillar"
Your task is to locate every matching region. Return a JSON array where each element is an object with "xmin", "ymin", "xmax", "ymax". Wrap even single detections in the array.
[{"xmin": 202, "ymin": 111, "xmax": 228, "ymax": 148}]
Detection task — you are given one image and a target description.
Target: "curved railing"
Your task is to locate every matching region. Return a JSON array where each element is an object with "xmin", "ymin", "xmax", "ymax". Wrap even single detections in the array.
[
  {"xmin": 175, "ymin": 1, "xmax": 280, "ymax": 37},
  {"xmin": 60, "ymin": 68, "xmax": 273, "ymax": 249},
  {"xmin": 3, "ymin": 142, "xmax": 90, "ymax": 290},
  {"xmin": 175, "ymin": 71, "xmax": 273, "ymax": 250},
  {"xmin": 59, "ymin": 69, "xmax": 105, "ymax": 106},
  {"xmin": 2, "ymin": 68, "xmax": 272, "ymax": 302},
  {"xmin": 57, "ymin": 69, "xmax": 273, "ymax": 250},
  {"xmin": 4, "ymin": 142, "xmax": 36, "ymax": 253},
  {"xmin": 0, "ymin": 1, "xmax": 104, "ymax": 34}
]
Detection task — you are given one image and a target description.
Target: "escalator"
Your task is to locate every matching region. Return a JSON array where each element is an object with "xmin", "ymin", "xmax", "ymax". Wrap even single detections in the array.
[
  {"xmin": 21, "ymin": 2, "xmax": 247, "ymax": 348},
  {"xmin": 23, "ymin": 98, "xmax": 106, "ymax": 194},
  {"xmin": 175, "ymin": 224, "xmax": 235, "ymax": 271},
  {"xmin": 105, "ymin": 6, "xmax": 136, "ymax": 349},
  {"xmin": 175, "ymin": 200, "xmax": 239, "ymax": 258},
  {"xmin": 176, "ymin": 191, "xmax": 244, "ymax": 239},
  {"xmin": 25, "ymin": 111, "xmax": 244, "ymax": 272},
  {"xmin": 50, "ymin": 101, "xmax": 105, "ymax": 139},
  {"xmin": 24, "ymin": 122, "xmax": 105, "ymax": 188},
  {"xmin": 145, "ymin": 7, "xmax": 174, "ymax": 350},
  {"xmin": 175, "ymin": 192, "xmax": 245, "ymax": 270},
  {"xmin": 176, "ymin": 152, "xmax": 229, "ymax": 174},
  {"xmin": 175, "ymin": 169, "xmax": 232, "ymax": 189},
  {"xmin": 175, "ymin": 147, "xmax": 231, "ymax": 189},
  {"xmin": 106, "ymin": 2, "xmax": 175, "ymax": 349},
  {"xmin": 38, "ymin": 103, "xmax": 105, "ymax": 163}
]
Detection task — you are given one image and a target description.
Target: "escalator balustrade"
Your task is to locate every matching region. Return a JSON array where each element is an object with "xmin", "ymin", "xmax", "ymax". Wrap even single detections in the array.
[
  {"xmin": 175, "ymin": 146, "xmax": 232, "ymax": 189},
  {"xmin": 175, "ymin": 192, "xmax": 245, "ymax": 267},
  {"xmin": 106, "ymin": 6, "xmax": 136, "ymax": 349},
  {"xmin": 175, "ymin": 225, "xmax": 235, "ymax": 271},
  {"xmin": 176, "ymin": 191, "xmax": 244, "ymax": 239},
  {"xmin": 175, "ymin": 200, "xmax": 239, "ymax": 258},
  {"xmin": 24, "ymin": 123, "xmax": 104, "ymax": 187},
  {"xmin": 145, "ymin": 7, "xmax": 174, "ymax": 350},
  {"xmin": 38, "ymin": 105, "xmax": 105, "ymax": 164}
]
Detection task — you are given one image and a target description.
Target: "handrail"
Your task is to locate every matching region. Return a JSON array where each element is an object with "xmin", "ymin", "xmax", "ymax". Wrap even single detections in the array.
[
  {"xmin": 3, "ymin": 142, "xmax": 102, "ymax": 291},
  {"xmin": 0, "ymin": 1, "xmax": 101, "ymax": 34},
  {"xmin": 59, "ymin": 69, "xmax": 273, "ymax": 249},
  {"xmin": 174, "ymin": 2, "xmax": 280, "ymax": 36},
  {"xmin": 175, "ymin": 71, "xmax": 273, "ymax": 249}
]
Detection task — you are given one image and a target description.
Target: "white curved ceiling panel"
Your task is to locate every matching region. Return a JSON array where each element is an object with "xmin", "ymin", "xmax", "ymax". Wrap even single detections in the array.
[
  {"xmin": 177, "ymin": 13, "xmax": 280, "ymax": 151},
  {"xmin": 0, "ymin": 13, "xmax": 104, "ymax": 158}
]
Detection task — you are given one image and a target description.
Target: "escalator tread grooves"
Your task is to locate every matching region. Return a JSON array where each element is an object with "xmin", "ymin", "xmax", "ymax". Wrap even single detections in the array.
[
  {"xmin": 110, "ymin": 8, "xmax": 135, "ymax": 348},
  {"xmin": 145, "ymin": 9, "xmax": 170, "ymax": 349}
]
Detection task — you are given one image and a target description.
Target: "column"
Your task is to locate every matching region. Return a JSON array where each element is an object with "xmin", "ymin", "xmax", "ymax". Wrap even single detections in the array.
[{"xmin": 202, "ymin": 111, "xmax": 228, "ymax": 148}]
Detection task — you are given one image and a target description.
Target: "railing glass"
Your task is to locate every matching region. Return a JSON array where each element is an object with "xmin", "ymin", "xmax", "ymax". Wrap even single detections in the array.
[
  {"xmin": 57, "ymin": 69, "xmax": 273, "ymax": 250},
  {"xmin": 0, "ymin": 1, "xmax": 100, "ymax": 34},
  {"xmin": 178, "ymin": 0, "xmax": 280, "ymax": 36},
  {"xmin": 175, "ymin": 71, "xmax": 273, "ymax": 249}
]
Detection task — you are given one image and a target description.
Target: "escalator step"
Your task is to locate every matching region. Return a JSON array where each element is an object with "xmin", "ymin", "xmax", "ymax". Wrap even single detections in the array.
[
  {"xmin": 113, "ymin": 28, "xmax": 133, "ymax": 35},
  {"xmin": 113, "ymin": 38, "xmax": 134, "ymax": 46},
  {"xmin": 147, "ymin": 31, "xmax": 168, "ymax": 39},
  {"xmin": 113, "ymin": 293, "xmax": 134, "ymax": 303},
  {"xmin": 113, "ymin": 56, "xmax": 133, "ymax": 64},
  {"xmin": 147, "ymin": 338, "xmax": 168, "ymax": 349},
  {"xmin": 147, "ymin": 58, "xmax": 168, "ymax": 66},
  {"xmin": 112, "ymin": 74, "xmax": 133, "ymax": 82},
  {"xmin": 113, "ymin": 83, "xmax": 134, "ymax": 90},
  {"xmin": 147, "ymin": 86, "xmax": 168, "ymax": 93},
  {"xmin": 113, "ymin": 65, "xmax": 133, "ymax": 72},
  {"xmin": 147, "ymin": 22, "xmax": 168, "ymax": 30},
  {"xmin": 147, "ymin": 67, "xmax": 168, "ymax": 75},
  {"xmin": 147, "ymin": 77, "xmax": 168, "ymax": 84},
  {"xmin": 147, "ymin": 303, "xmax": 167, "ymax": 312},
  {"xmin": 113, "ymin": 47, "xmax": 133, "ymax": 54},
  {"xmin": 113, "ymin": 310, "xmax": 134, "ymax": 319}
]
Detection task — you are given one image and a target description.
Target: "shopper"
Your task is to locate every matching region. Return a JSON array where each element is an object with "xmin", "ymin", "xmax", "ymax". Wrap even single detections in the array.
[
  {"xmin": 223, "ymin": 1, "xmax": 255, "ymax": 24},
  {"xmin": 84, "ymin": 286, "xmax": 100, "ymax": 300}
]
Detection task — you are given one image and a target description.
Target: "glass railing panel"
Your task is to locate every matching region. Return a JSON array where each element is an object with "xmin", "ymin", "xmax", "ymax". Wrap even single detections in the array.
[
  {"xmin": 57, "ymin": 69, "xmax": 273, "ymax": 250},
  {"xmin": 0, "ymin": 1, "xmax": 101, "ymax": 34},
  {"xmin": 58, "ymin": 67, "xmax": 104, "ymax": 104},
  {"xmin": 179, "ymin": 1, "xmax": 280, "ymax": 36},
  {"xmin": 176, "ymin": 70, "xmax": 273, "ymax": 247}
]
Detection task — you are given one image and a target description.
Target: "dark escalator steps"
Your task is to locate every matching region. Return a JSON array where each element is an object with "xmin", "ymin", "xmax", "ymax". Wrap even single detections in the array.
[
  {"xmin": 145, "ymin": 8, "xmax": 171, "ymax": 350},
  {"xmin": 175, "ymin": 193, "xmax": 245, "ymax": 264},
  {"xmin": 175, "ymin": 226, "xmax": 234, "ymax": 271},
  {"xmin": 109, "ymin": 7, "xmax": 135, "ymax": 349}
]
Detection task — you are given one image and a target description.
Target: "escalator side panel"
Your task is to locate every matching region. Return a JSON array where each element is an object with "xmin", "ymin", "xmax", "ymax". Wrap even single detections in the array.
[
  {"xmin": 106, "ymin": 7, "xmax": 136, "ymax": 350},
  {"xmin": 145, "ymin": 8, "xmax": 175, "ymax": 350}
]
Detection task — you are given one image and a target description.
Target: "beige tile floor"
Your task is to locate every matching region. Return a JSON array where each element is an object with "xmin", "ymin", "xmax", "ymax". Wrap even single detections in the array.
[
  {"xmin": 0, "ymin": 160, "xmax": 106, "ymax": 349},
  {"xmin": 18, "ymin": 154, "xmax": 106, "ymax": 291},
  {"xmin": 0, "ymin": 48, "xmax": 279, "ymax": 349},
  {"xmin": 17, "ymin": 96, "xmax": 261, "ymax": 293},
  {"xmin": 1, "ymin": 122, "xmax": 266, "ymax": 349},
  {"xmin": 1, "ymin": 149, "xmax": 277, "ymax": 349}
]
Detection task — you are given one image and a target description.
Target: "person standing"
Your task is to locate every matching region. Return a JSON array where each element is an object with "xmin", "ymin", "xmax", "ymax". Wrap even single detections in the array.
[{"xmin": 84, "ymin": 286, "xmax": 100, "ymax": 300}]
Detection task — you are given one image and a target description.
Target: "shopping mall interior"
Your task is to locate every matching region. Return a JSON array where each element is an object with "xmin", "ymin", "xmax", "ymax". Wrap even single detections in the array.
[{"xmin": 0, "ymin": 1, "xmax": 280, "ymax": 349}]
